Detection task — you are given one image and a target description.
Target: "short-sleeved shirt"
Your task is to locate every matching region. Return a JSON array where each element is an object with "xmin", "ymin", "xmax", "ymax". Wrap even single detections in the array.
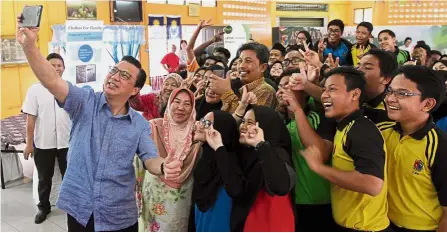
[
  {"xmin": 161, "ymin": 52, "xmax": 180, "ymax": 73},
  {"xmin": 55, "ymin": 82, "xmax": 158, "ymax": 231},
  {"xmin": 363, "ymin": 91, "xmax": 392, "ymax": 125},
  {"xmin": 331, "ymin": 110, "xmax": 390, "ymax": 231},
  {"xmin": 322, "ymin": 38, "xmax": 353, "ymax": 66},
  {"xmin": 287, "ymin": 110, "xmax": 336, "ymax": 205},
  {"xmin": 187, "ymin": 57, "xmax": 200, "ymax": 73},
  {"xmin": 21, "ymin": 83, "xmax": 71, "ymax": 149},
  {"xmin": 393, "ymin": 47, "xmax": 411, "ymax": 66},
  {"xmin": 379, "ymin": 118, "xmax": 447, "ymax": 231}
]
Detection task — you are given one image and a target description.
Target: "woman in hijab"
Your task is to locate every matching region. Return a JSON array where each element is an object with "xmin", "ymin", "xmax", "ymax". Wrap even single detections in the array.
[
  {"xmin": 189, "ymin": 110, "xmax": 241, "ymax": 232},
  {"xmin": 231, "ymin": 105, "xmax": 296, "ymax": 232},
  {"xmin": 195, "ymin": 65, "xmax": 226, "ymax": 120},
  {"xmin": 139, "ymin": 88, "xmax": 201, "ymax": 232},
  {"xmin": 129, "ymin": 73, "xmax": 183, "ymax": 121}
]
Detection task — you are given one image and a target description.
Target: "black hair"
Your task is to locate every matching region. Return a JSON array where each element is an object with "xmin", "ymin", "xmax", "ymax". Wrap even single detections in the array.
[
  {"xmin": 205, "ymin": 55, "xmax": 221, "ymax": 64},
  {"xmin": 414, "ymin": 41, "xmax": 431, "ymax": 53},
  {"xmin": 404, "ymin": 37, "xmax": 412, "ymax": 43},
  {"xmin": 46, "ymin": 53, "xmax": 65, "ymax": 67},
  {"xmin": 286, "ymin": 44, "xmax": 305, "ymax": 53},
  {"xmin": 193, "ymin": 66, "xmax": 207, "ymax": 77},
  {"xmin": 215, "ymin": 59, "xmax": 229, "ymax": 71},
  {"xmin": 229, "ymin": 56, "xmax": 240, "ymax": 70},
  {"xmin": 178, "ymin": 70, "xmax": 187, "ymax": 80},
  {"xmin": 121, "ymin": 55, "xmax": 146, "ymax": 89},
  {"xmin": 429, "ymin": 50, "xmax": 442, "ymax": 57},
  {"xmin": 357, "ymin": 22, "xmax": 373, "ymax": 33},
  {"xmin": 433, "ymin": 60, "xmax": 447, "ymax": 68},
  {"xmin": 325, "ymin": 66, "xmax": 367, "ymax": 104},
  {"xmin": 364, "ymin": 48, "xmax": 398, "ymax": 78},
  {"xmin": 378, "ymin": 29, "xmax": 396, "ymax": 38},
  {"xmin": 271, "ymin": 43, "xmax": 287, "ymax": 56},
  {"xmin": 298, "ymin": 30, "xmax": 312, "ymax": 46},
  {"xmin": 270, "ymin": 60, "xmax": 283, "ymax": 69},
  {"xmin": 279, "ymin": 68, "xmax": 300, "ymax": 80},
  {"xmin": 206, "ymin": 64, "xmax": 229, "ymax": 74},
  {"xmin": 180, "ymin": 40, "xmax": 187, "ymax": 49},
  {"xmin": 395, "ymin": 65, "xmax": 446, "ymax": 112},
  {"xmin": 328, "ymin": 19, "xmax": 345, "ymax": 32},
  {"xmin": 214, "ymin": 47, "xmax": 231, "ymax": 60},
  {"xmin": 237, "ymin": 42, "xmax": 269, "ymax": 65}
]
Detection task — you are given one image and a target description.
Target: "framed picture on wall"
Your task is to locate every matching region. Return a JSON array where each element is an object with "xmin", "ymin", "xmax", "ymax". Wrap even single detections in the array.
[
  {"xmin": 1, "ymin": 36, "xmax": 28, "ymax": 64},
  {"xmin": 67, "ymin": 0, "xmax": 97, "ymax": 20}
]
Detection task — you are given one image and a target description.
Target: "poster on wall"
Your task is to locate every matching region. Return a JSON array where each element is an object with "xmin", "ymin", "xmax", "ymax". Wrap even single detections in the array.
[
  {"xmin": 65, "ymin": 20, "xmax": 104, "ymax": 90},
  {"xmin": 224, "ymin": 24, "xmax": 250, "ymax": 62},
  {"xmin": 166, "ymin": 16, "xmax": 182, "ymax": 40},
  {"xmin": 67, "ymin": 0, "xmax": 97, "ymax": 20}
]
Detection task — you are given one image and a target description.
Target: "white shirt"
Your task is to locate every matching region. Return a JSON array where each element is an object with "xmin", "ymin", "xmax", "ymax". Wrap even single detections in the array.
[{"xmin": 22, "ymin": 83, "xmax": 71, "ymax": 149}]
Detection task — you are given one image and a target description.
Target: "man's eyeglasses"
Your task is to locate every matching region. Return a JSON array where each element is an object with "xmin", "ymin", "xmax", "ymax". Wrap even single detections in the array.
[
  {"xmin": 328, "ymin": 29, "xmax": 341, "ymax": 34},
  {"xmin": 109, "ymin": 67, "xmax": 134, "ymax": 81},
  {"xmin": 283, "ymin": 58, "xmax": 305, "ymax": 67},
  {"xmin": 385, "ymin": 86, "xmax": 421, "ymax": 99},
  {"xmin": 199, "ymin": 118, "xmax": 213, "ymax": 129}
]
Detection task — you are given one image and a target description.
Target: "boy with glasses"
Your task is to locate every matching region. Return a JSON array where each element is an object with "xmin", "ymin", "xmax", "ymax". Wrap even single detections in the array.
[{"xmin": 379, "ymin": 66, "xmax": 447, "ymax": 231}]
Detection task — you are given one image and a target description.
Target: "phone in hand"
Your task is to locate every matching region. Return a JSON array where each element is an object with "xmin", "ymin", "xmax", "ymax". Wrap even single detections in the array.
[
  {"xmin": 213, "ymin": 70, "xmax": 225, "ymax": 79},
  {"xmin": 19, "ymin": 5, "xmax": 43, "ymax": 28}
]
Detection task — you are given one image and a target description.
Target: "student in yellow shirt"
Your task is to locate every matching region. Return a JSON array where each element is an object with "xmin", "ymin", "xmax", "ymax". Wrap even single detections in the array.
[
  {"xmin": 299, "ymin": 67, "xmax": 390, "ymax": 232},
  {"xmin": 379, "ymin": 65, "xmax": 447, "ymax": 231}
]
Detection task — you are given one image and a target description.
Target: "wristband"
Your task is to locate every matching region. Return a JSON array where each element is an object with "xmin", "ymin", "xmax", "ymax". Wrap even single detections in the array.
[{"xmin": 160, "ymin": 162, "xmax": 165, "ymax": 175}]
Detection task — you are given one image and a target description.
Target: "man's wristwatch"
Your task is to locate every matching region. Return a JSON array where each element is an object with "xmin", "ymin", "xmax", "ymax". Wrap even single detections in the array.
[
  {"xmin": 254, "ymin": 141, "xmax": 268, "ymax": 151},
  {"xmin": 160, "ymin": 162, "xmax": 165, "ymax": 175}
]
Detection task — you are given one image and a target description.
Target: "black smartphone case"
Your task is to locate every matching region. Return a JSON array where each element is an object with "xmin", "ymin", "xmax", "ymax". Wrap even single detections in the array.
[{"xmin": 20, "ymin": 5, "xmax": 43, "ymax": 27}]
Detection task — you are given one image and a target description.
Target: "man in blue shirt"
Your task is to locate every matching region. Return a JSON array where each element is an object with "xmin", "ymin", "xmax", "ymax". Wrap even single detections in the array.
[
  {"xmin": 317, "ymin": 19, "xmax": 353, "ymax": 66},
  {"xmin": 16, "ymin": 21, "xmax": 182, "ymax": 231}
]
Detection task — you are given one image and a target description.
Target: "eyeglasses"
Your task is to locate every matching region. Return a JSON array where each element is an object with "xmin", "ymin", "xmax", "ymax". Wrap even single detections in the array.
[
  {"xmin": 199, "ymin": 118, "xmax": 213, "ymax": 129},
  {"xmin": 109, "ymin": 67, "xmax": 134, "ymax": 81},
  {"xmin": 283, "ymin": 58, "xmax": 305, "ymax": 67},
  {"xmin": 385, "ymin": 86, "xmax": 421, "ymax": 99}
]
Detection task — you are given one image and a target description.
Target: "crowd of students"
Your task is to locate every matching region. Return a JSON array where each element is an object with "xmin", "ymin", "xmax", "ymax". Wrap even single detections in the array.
[{"xmin": 17, "ymin": 14, "xmax": 447, "ymax": 232}]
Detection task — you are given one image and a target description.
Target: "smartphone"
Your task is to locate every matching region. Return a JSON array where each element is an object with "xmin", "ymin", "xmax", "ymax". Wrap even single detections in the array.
[
  {"xmin": 213, "ymin": 70, "xmax": 225, "ymax": 79},
  {"xmin": 19, "ymin": 5, "xmax": 43, "ymax": 28}
]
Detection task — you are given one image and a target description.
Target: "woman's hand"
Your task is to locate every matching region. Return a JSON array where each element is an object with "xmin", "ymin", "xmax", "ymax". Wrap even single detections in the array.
[
  {"xmin": 240, "ymin": 123, "xmax": 265, "ymax": 147},
  {"xmin": 205, "ymin": 125, "xmax": 224, "ymax": 151}
]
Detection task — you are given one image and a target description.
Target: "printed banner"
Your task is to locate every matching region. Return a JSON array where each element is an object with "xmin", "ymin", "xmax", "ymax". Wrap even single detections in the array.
[
  {"xmin": 224, "ymin": 24, "xmax": 250, "ymax": 62},
  {"xmin": 148, "ymin": 15, "xmax": 165, "ymax": 40},
  {"xmin": 166, "ymin": 16, "xmax": 182, "ymax": 40},
  {"xmin": 66, "ymin": 20, "xmax": 103, "ymax": 42},
  {"xmin": 65, "ymin": 20, "xmax": 105, "ymax": 90}
]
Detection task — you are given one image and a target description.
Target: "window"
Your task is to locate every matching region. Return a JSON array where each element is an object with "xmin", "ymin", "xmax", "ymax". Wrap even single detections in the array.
[{"xmin": 354, "ymin": 8, "xmax": 373, "ymax": 24}]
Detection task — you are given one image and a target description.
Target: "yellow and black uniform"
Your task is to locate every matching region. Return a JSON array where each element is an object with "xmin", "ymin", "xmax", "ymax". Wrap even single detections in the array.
[
  {"xmin": 378, "ymin": 118, "xmax": 447, "ymax": 231},
  {"xmin": 363, "ymin": 91, "xmax": 393, "ymax": 125},
  {"xmin": 329, "ymin": 110, "xmax": 390, "ymax": 231},
  {"xmin": 351, "ymin": 42, "xmax": 377, "ymax": 66}
]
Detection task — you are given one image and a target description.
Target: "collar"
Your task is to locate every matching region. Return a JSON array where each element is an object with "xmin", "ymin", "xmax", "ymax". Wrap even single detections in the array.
[
  {"xmin": 241, "ymin": 77, "xmax": 265, "ymax": 92},
  {"xmin": 393, "ymin": 116, "xmax": 435, "ymax": 140},
  {"xmin": 365, "ymin": 91, "xmax": 386, "ymax": 109},
  {"xmin": 336, "ymin": 109, "xmax": 364, "ymax": 131},
  {"xmin": 100, "ymin": 93, "xmax": 134, "ymax": 122},
  {"xmin": 354, "ymin": 42, "xmax": 371, "ymax": 49}
]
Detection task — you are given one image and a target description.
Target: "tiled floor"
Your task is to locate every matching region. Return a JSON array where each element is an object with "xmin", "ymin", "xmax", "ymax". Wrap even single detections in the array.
[{"xmin": 1, "ymin": 180, "xmax": 67, "ymax": 232}]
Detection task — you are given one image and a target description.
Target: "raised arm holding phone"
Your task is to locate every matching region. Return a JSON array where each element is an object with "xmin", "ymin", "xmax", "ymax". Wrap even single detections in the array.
[{"xmin": 16, "ymin": 9, "xmax": 182, "ymax": 232}]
